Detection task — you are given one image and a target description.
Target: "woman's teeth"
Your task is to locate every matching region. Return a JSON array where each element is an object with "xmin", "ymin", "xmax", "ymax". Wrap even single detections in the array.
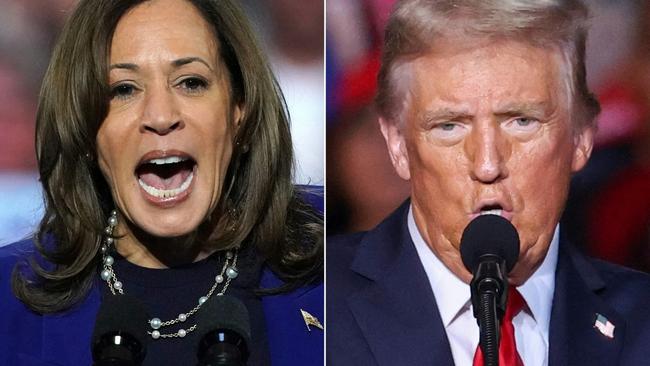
[
  {"xmin": 146, "ymin": 156, "xmax": 187, "ymax": 165},
  {"xmin": 138, "ymin": 172, "xmax": 193, "ymax": 199}
]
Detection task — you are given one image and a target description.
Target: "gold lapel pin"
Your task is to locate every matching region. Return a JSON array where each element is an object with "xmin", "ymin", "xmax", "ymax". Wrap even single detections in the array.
[{"xmin": 300, "ymin": 309, "xmax": 324, "ymax": 332}]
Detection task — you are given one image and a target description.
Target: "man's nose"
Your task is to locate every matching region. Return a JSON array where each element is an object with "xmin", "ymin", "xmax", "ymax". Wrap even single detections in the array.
[
  {"xmin": 140, "ymin": 86, "xmax": 184, "ymax": 135},
  {"xmin": 466, "ymin": 122, "xmax": 508, "ymax": 183}
]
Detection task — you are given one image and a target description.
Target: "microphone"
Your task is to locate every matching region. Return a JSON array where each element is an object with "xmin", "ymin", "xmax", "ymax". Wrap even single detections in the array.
[
  {"xmin": 460, "ymin": 214, "xmax": 519, "ymax": 366},
  {"xmin": 92, "ymin": 294, "xmax": 149, "ymax": 366},
  {"xmin": 196, "ymin": 295, "xmax": 251, "ymax": 366}
]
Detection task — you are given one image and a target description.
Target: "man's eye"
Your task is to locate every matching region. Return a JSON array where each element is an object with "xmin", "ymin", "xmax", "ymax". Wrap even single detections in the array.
[
  {"xmin": 429, "ymin": 121, "xmax": 466, "ymax": 143},
  {"xmin": 437, "ymin": 123, "xmax": 457, "ymax": 131},
  {"xmin": 506, "ymin": 117, "xmax": 540, "ymax": 131},
  {"xmin": 110, "ymin": 84, "xmax": 136, "ymax": 100},
  {"xmin": 515, "ymin": 117, "xmax": 534, "ymax": 127}
]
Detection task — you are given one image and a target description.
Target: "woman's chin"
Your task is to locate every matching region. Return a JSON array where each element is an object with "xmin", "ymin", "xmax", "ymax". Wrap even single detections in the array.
[
  {"xmin": 120, "ymin": 180, "xmax": 217, "ymax": 236},
  {"xmin": 141, "ymin": 225, "xmax": 197, "ymax": 239},
  {"xmin": 126, "ymin": 217, "xmax": 198, "ymax": 239},
  {"xmin": 124, "ymin": 201, "xmax": 210, "ymax": 240}
]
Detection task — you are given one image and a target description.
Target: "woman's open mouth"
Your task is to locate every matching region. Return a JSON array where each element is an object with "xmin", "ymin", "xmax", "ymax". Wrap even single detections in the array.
[{"xmin": 135, "ymin": 152, "xmax": 197, "ymax": 206}]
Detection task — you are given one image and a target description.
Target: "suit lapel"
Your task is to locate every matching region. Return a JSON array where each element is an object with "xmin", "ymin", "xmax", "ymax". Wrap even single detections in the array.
[
  {"xmin": 549, "ymin": 242, "xmax": 625, "ymax": 366},
  {"xmin": 347, "ymin": 202, "xmax": 454, "ymax": 366},
  {"xmin": 261, "ymin": 270, "xmax": 324, "ymax": 366}
]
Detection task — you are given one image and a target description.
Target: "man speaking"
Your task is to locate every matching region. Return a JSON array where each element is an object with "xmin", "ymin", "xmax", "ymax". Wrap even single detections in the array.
[{"xmin": 327, "ymin": 0, "xmax": 650, "ymax": 365}]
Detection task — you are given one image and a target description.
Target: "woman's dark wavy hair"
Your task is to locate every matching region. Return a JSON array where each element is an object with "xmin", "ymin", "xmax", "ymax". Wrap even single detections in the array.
[{"xmin": 12, "ymin": 0, "xmax": 323, "ymax": 314}]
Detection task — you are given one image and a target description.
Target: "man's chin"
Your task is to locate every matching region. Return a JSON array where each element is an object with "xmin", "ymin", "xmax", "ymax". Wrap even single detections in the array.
[{"xmin": 507, "ymin": 261, "xmax": 537, "ymax": 286}]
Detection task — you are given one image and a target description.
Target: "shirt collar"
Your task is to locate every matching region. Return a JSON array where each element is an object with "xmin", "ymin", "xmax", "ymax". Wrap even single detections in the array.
[
  {"xmin": 408, "ymin": 205, "xmax": 558, "ymax": 335},
  {"xmin": 517, "ymin": 224, "xmax": 558, "ymax": 338},
  {"xmin": 408, "ymin": 206, "xmax": 469, "ymax": 327}
]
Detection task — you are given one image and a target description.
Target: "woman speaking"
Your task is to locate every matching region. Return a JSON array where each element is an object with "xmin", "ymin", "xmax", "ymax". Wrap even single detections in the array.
[{"xmin": 0, "ymin": 0, "xmax": 323, "ymax": 365}]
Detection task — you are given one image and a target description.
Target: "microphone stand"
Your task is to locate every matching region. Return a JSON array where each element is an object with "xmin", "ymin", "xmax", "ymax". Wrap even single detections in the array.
[{"xmin": 470, "ymin": 255, "xmax": 508, "ymax": 366}]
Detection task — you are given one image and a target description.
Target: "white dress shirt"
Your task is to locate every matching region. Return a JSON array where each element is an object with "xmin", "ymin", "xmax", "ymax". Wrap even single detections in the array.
[{"xmin": 408, "ymin": 206, "xmax": 558, "ymax": 366}]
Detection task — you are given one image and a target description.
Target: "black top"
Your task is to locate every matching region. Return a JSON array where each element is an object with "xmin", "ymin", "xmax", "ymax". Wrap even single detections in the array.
[{"xmin": 101, "ymin": 245, "xmax": 270, "ymax": 365}]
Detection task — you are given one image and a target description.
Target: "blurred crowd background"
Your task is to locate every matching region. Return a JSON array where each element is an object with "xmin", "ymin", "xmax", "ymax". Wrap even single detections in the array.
[
  {"xmin": 1, "ymin": 0, "xmax": 648, "ymax": 273},
  {"xmin": 327, "ymin": 0, "xmax": 650, "ymax": 273},
  {"xmin": 0, "ymin": 0, "xmax": 323, "ymax": 245}
]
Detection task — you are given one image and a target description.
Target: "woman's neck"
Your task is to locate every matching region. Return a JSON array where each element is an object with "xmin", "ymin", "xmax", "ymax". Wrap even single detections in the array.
[{"xmin": 114, "ymin": 222, "xmax": 215, "ymax": 268}]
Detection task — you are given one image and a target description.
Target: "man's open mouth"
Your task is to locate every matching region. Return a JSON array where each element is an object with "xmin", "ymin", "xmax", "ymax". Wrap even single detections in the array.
[
  {"xmin": 479, "ymin": 204, "xmax": 503, "ymax": 216},
  {"xmin": 135, "ymin": 155, "xmax": 197, "ymax": 200},
  {"xmin": 472, "ymin": 201, "xmax": 514, "ymax": 221}
]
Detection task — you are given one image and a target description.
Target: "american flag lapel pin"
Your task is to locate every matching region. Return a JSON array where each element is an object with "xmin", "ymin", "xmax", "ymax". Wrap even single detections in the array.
[
  {"xmin": 300, "ymin": 309, "xmax": 324, "ymax": 332},
  {"xmin": 594, "ymin": 313, "xmax": 615, "ymax": 339}
]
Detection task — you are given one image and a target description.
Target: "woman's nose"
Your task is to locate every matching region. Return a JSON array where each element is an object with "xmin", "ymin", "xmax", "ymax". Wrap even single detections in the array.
[{"xmin": 140, "ymin": 86, "xmax": 184, "ymax": 135}]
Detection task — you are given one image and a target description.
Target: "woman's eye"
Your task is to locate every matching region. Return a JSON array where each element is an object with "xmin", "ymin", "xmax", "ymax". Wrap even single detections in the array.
[
  {"xmin": 110, "ymin": 84, "xmax": 136, "ymax": 100},
  {"xmin": 178, "ymin": 77, "xmax": 208, "ymax": 93}
]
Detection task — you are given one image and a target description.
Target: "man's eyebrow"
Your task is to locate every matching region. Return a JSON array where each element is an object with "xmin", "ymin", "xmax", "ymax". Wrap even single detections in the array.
[
  {"xmin": 108, "ymin": 57, "xmax": 214, "ymax": 71},
  {"xmin": 494, "ymin": 101, "xmax": 552, "ymax": 117},
  {"xmin": 420, "ymin": 107, "xmax": 473, "ymax": 123},
  {"xmin": 417, "ymin": 102, "xmax": 554, "ymax": 124}
]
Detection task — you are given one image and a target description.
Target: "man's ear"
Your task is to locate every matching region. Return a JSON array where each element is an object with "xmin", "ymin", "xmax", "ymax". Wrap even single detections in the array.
[
  {"xmin": 571, "ymin": 125, "xmax": 594, "ymax": 172},
  {"xmin": 379, "ymin": 116, "xmax": 411, "ymax": 181}
]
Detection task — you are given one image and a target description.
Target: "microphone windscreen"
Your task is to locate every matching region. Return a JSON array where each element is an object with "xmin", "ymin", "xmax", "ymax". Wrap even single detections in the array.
[
  {"xmin": 460, "ymin": 214, "xmax": 520, "ymax": 273},
  {"xmin": 196, "ymin": 295, "xmax": 251, "ymax": 345},
  {"xmin": 92, "ymin": 293, "xmax": 150, "ymax": 346}
]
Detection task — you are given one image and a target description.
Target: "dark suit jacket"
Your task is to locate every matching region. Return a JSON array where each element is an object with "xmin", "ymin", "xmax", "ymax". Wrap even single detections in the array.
[
  {"xmin": 0, "ymin": 239, "xmax": 323, "ymax": 366},
  {"xmin": 327, "ymin": 201, "xmax": 650, "ymax": 365}
]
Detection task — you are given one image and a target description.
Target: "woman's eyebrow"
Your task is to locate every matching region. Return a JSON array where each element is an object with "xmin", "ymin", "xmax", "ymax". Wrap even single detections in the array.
[
  {"xmin": 108, "ymin": 57, "xmax": 213, "ymax": 72},
  {"xmin": 171, "ymin": 57, "xmax": 213, "ymax": 71},
  {"xmin": 109, "ymin": 62, "xmax": 138, "ymax": 71}
]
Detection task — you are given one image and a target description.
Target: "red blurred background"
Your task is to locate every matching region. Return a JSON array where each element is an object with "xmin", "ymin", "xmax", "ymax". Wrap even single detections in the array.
[{"xmin": 326, "ymin": 0, "xmax": 650, "ymax": 273}]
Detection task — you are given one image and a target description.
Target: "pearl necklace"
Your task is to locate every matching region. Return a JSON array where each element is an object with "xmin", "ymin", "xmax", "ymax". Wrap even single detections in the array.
[{"xmin": 99, "ymin": 210, "xmax": 239, "ymax": 340}]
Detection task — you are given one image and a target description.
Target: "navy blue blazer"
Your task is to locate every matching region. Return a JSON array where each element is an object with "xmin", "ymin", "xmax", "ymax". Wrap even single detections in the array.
[
  {"xmin": 327, "ymin": 201, "xmax": 650, "ymax": 365},
  {"xmin": 0, "ymin": 239, "xmax": 323, "ymax": 366}
]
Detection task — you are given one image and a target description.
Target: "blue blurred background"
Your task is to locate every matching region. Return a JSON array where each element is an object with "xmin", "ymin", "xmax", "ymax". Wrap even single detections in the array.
[{"xmin": 0, "ymin": 0, "xmax": 324, "ymax": 245}]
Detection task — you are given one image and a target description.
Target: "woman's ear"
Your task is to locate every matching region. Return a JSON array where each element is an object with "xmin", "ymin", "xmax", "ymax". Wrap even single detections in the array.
[
  {"xmin": 233, "ymin": 103, "xmax": 244, "ymax": 128},
  {"xmin": 233, "ymin": 103, "xmax": 249, "ymax": 153}
]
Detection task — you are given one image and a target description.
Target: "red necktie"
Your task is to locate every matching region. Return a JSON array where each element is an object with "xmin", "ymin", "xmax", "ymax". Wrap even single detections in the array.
[{"xmin": 473, "ymin": 288, "xmax": 525, "ymax": 366}]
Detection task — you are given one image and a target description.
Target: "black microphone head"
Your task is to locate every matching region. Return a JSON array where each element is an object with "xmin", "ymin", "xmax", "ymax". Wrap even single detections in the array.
[
  {"xmin": 196, "ymin": 295, "xmax": 251, "ymax": 365},
  {"xmin": 196, "ymin": 295, "xmax": 251, "ymax": 342},
  {"xmin": 92, "ymin": 294, "xmax": 150, "ymax": 364},
  {"xmin": 460, "ymin": 214, "xmax": 520, "ymax": 273}
]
